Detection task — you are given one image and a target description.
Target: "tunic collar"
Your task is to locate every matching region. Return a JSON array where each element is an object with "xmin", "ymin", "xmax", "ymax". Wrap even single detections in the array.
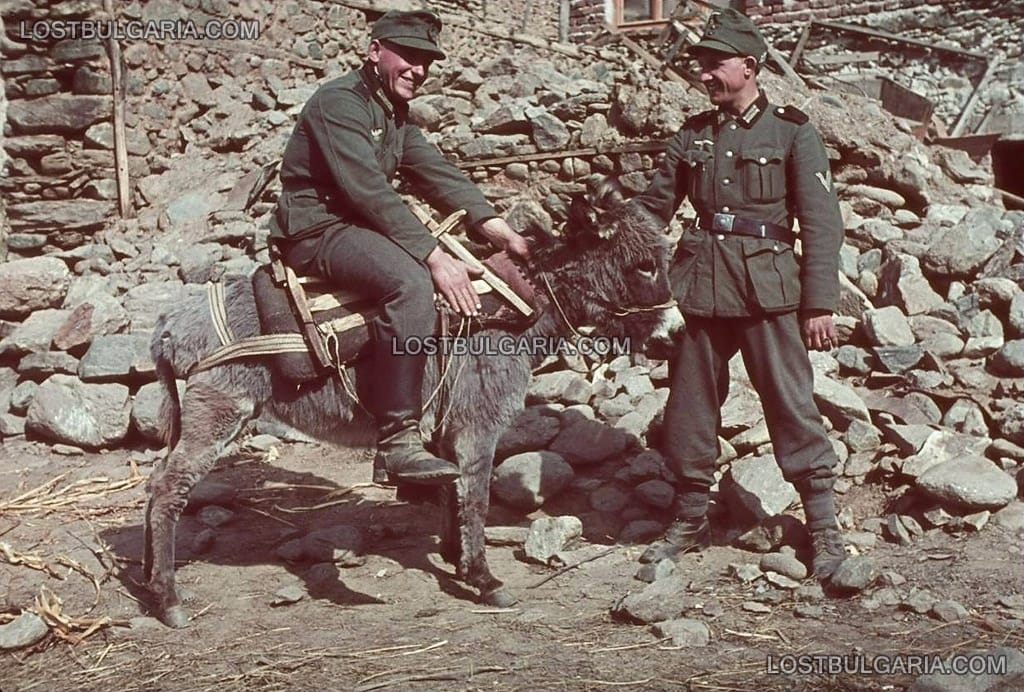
[
  {"xmin": 358, "ymin": 61, "xmax": 406, "ymax": 121},
  {"xmin": 718, "ymin": 90, "xmax": 769, "ymax": 129}
]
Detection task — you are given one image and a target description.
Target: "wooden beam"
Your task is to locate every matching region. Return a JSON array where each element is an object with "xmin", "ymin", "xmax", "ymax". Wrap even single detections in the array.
[
  {"xmin": 815, "ymin": 20, "xmax": 989, "ymax": 62},
  {"xmin": 612, "ymin": 27, "xmax": 702, "ymax": 90},
  {"xmin": 950, "ymin": 60, "xmax": 997, "ymax": 138},
  {"xmin": 455, "ymin": 140, "xmax": 670, "ymax": 169},
  {"xmin": 790, "ymin": 23, "xmax": 812, "ymax": 68},
  {"xmin": 803, "ymin": 50, "xmax": 880, "ymax": 67},
  {"xmin": 103, "ymin": 0, "xmax": 132, "ymax": 219}
]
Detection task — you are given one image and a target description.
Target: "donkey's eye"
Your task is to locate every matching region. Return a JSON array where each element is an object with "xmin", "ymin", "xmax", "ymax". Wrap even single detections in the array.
[{"xmin": 636, "ymin": 259, "xmax": 658, "ymax": 278}]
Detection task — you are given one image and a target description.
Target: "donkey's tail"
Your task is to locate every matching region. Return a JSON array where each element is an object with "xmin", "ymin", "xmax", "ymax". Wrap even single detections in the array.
[{"xmin": 151, "ymin": 324, "xmax": 182, "ymax": 450}]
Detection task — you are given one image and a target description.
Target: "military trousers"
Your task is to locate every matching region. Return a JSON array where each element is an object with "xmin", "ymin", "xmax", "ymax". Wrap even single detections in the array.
[
  {"xmin": 280, "ymin": 224, "xmax": 436, "ymax": 346},
  {"xmin": 662, "ymin": 311, "xmax": 837, "ymax": 498}
]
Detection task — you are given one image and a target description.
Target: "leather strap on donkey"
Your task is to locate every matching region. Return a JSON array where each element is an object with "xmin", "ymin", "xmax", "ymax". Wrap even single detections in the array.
[{"xmin": 190, "ymin": 209, "xmax": 538, "ymax": 382}]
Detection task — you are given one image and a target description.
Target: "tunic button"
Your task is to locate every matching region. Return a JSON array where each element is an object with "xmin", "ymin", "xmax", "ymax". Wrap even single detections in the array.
[
  {"xmin": 716, "ymin": 234, "xmax": 725, "ymax": 240},
  {"xmin": 725, "ymin": 150, "xmax": 734, "ymax": 157},
  {"xmin": 722, "ymin": 206, "xmax": 730, "ymax": 212},
  {"xmin": 729, "ymin": 123, "xmax": 737, "ymax": 130},
  {"xmin": 723, "ymin": 178, "xmax": 731, "ymax": 185},
  {"xmin": 758, "ymin": 156, "xmax": 767, "ymax": 164}
]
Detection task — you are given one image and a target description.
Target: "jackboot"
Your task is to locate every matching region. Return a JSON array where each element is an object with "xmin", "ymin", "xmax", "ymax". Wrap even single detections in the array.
[
  {"xmin": 369, "ymin": 343, "xmax": 458, "ymax": 486},
  {"xmin": 799, "ymin": 483, "xmax": 847, "ymax": 580},
  {"xmin": 639, "ymin": 516, "xmax": 710, "ymax": 563}
]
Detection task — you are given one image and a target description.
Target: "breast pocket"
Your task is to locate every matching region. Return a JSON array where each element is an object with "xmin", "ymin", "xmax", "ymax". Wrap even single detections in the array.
[
  {"xmin": 744, "ymin": 242, "xmax": 801, "ymax": 311},
  {"xmin": 680, "ymin": 149, "xmax": 714, "ymax": 206},
  {"xmin": 739, "ymin": 146, "xmax": 786, "ymax": 202}
]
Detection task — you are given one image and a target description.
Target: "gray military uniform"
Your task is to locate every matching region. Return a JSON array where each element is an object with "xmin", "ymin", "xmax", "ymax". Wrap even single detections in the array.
[{"xmin": 636, "ymin": 90, "xmax": 845, "ymax": 514}]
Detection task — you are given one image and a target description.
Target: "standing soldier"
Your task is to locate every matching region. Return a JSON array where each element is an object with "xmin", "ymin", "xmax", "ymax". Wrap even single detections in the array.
[
  {"xmin": 635, "ymin": 9, "xmax": 847, "ymax": 580},
  {"xmin": 268, "ymin": 10, "xmax": 530, "ymax": 485}
]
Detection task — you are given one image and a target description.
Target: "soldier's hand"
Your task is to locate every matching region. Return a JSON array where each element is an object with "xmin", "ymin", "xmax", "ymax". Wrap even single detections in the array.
[
  {"xmin": 426, "ymin": 247, "xmax": 483, "ymax": 317},
  {"xmin": 800, "ymin": 310, "xmax": 837, "ymax": 351},
  {"xmin": 476, "ymin": 217, "xmax": 531, "ymax": 261}
]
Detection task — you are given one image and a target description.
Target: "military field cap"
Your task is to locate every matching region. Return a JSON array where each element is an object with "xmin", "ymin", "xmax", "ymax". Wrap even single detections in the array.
[
  {"xmin": 371, "ymin": 9, "xmax": 445, "ymax": 60},
  {"xmin": 687, "ymin": 8, "xmax": 768, "ymax": 63}
]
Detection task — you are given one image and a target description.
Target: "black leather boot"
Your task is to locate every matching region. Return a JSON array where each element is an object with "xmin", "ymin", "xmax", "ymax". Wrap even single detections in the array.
[{"xmin": 369, "ymin": 343, "xmax": 457, "ymax": 486}]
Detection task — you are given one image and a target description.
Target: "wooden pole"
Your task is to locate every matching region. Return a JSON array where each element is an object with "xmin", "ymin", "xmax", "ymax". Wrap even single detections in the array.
[
  {"xmin": 103, "ymin": 0, "xmax": 132, "ymax": 218},
  {"xmin": 951, "ymin": 60, "xmax": 997, "ymax": 138}
]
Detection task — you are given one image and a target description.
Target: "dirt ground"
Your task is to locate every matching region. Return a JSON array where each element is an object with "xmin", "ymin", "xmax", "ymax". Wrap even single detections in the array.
[{"xmin": 1, "ymin": 433, "xmax": 1022, "ymax": 692}]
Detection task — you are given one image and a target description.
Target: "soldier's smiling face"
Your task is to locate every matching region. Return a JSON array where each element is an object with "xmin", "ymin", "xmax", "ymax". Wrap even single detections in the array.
[
  {"xmin": 695, "ymin": 50, "xmax": 756, "ymax": 112},
  {"xmin": 369, "ymin": 39, "xmax": 434, "ymax": 103}
]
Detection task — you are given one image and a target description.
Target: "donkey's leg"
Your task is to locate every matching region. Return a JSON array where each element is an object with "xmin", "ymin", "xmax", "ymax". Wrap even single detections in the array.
[
  {"xmin": 144, "ymin": 381, "xmax": 256, "ymax": 628},
  {"xmin": 448, "ymin": 427, "xmax": 518, "ymax": 607}
]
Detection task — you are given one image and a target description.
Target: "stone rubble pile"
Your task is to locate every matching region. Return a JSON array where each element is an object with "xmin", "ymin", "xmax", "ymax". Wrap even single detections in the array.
[{"xmin": 0, "ymin": 0, "xmax": 1022, "ymax": 657}]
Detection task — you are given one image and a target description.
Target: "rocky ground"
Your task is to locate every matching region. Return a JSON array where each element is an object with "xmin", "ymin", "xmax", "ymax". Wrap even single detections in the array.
[{"xmin": 2, "ymin": 2, "xmax": 1024, "ymax": 690}]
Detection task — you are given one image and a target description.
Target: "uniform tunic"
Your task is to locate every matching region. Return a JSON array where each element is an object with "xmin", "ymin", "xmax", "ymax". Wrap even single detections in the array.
[
  {"xmin": 636, "ymin": 91, "xmax": 844, "ymax": 498},
  {"xmin": 269, "ymin": 62, "xmax": 496, "ymax": 264},
  {"xmin": 267, "ymin": 62, "xmax": 499, "ymax": 354}
]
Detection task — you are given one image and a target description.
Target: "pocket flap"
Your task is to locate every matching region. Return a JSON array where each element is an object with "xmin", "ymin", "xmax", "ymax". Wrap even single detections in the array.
[{"xmin": 739, "ymin": 146, "xmax": 784, "ymax": 165}]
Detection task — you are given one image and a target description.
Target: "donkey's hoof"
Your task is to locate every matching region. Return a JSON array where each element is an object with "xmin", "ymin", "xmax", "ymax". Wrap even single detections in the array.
[
  {"xmin": 480, "ymin": 587, "xmax": 518, "ymax": 608},
  {"xmin": 160, "ymin": 605, "xmax": 191, "ymax": 629}
]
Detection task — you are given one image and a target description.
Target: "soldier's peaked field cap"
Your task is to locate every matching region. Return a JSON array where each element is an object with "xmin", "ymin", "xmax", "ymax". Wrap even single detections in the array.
[
  {"xmin": 371, "ymin": 9, "xmax": 445, "ymax": 59},
  {"xmin": 687, "ymin": 8, "xmax": 768, "ymax": 63}
]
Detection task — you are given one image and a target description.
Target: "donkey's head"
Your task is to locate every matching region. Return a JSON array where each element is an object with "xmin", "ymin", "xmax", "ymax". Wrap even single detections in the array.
[{"xmin": 532, "ymin": 178, "xmax": 673, "ymax": 347}]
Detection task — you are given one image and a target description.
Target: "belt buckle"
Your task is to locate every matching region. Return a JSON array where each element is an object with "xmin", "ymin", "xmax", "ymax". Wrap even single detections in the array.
[{"xmin": 712, "ymin": 212, "xmax": 735, "ymax": 232}]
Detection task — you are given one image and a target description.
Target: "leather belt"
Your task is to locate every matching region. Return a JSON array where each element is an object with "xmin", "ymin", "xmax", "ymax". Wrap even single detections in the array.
[{"xmin": 698, "ymin": 212, "xmax": 794, "ymax": 245}]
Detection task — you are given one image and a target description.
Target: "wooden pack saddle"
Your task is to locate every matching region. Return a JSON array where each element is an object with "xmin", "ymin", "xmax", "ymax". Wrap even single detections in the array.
[{"xmin": 194, "ymin": 208, "xmax": 539, "ymax": 384}]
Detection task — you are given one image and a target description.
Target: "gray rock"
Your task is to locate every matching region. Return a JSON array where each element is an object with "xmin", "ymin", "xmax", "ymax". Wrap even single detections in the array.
[
  {"xmin": 549, "ymin": 418, "xmax": 630, "ymax": 466},
  {"xmin": 844, "ymin": 418, "xmax": 882, "ymax": 453},
  {"xmin": 989, "ymin": 339, "xmax": 1024, "ymax": 377},
  {"xmin": 0, "ymin": 612, "xmax": 49, "ymax": 650},
  {"xmin": 759, "ymin": 552, "xmax": 808, "ymax": 580},
  {"xmin": 0, "ymin": 258, "xmax": 71, "ymax": 320},
  {"xmin": 7, "ymin": 94, "xmax": 109, "ymax": 134},
  {"xmin": 495, "ymin": 406, "xmax": 561, "ymax": 459},
  {"xmin": 876, "ymin": 254, "xmax": 944, "ymax": 315},
  {"xmin": 886, "ymin": 514, "xmax": 914, "ymax": 546},
  {"xmin": 78, "ymin": 334, "xmax": 152, "ymax": 381},
  {"xmin": 864, "ymin": 305, "xmax": 915, "ymax": 346},
  {"xmin": 26, "ymin": 374, "xmax": 130, "ymax": 448},
  {"xmin": 874, "ymin": 344, "xmax": 925, "ymax": 373},
  {"xmin": 635, "ymin": 557, "xmax": 675, "ymax": 583},
  {"xmin": 941, "ymin": 399, "xmax": 990, "ymax": 437},
  {"xmin": 993, "ymin": 502, "xmax": 1024, "ymax": 532},
  {"xmin": 1009, "ymin": 293, "xmax": 1024, "ymax": 338},
  {"xmin": 901, "ymin": 430, "xmax": 990, "ymax": 478},
  {"xmin": 921, "ymin": 208, "xmax": 1004, "ymax": 279},
  {"xmin": 917, "ymin": 456, "xmax": 1018, "ymax": 510},
  {"xmin": 962, "ymin": 309, "xmax": 1004, "ymax": 358},
  {"xmin": 0, "ymin": 309, "xmax": 72, "ymax": 358},
  {"xmin": 132, "ymin": 380, "xmax": 183, "ymax": 444},
  {"xmin": 491, "ymin": 451, "xmax": 574, "ymax": 510},
  {"xmin": 8, "ymin": 200, "xmax": 113, "ymax": 233},
  {"xmin": 829, "ymin": 556, "xmax": 876, "ymax": 591},
  {"xmin": 123, "ymin": 280, "xmax": 190, "ymax": 333},
  {"xmin": 999, "ymin": 403, "xmax": 1024, "ymax": 446},
  {"xmin": 197, "ymin": 505, "xmax": 234, "ymax": 528},
  {"xmin": 528, "ymin": 370, "xmax": 591, "ymax": 406},
  {"xmin": 634, "ymin": 479, "xmax": 675, "ymax": 510},
  {"xmin": 611, "ymin": 576, "xmax": 692, "ymax": 624},
  {"xmin": 730, "ymin": 563, "xmax": 764, "ymax": 583},
  {"xmin": 524, "ymin": 516, "xmax": 582, "ymax": 564},
  {"xmin": 813, "ymin": 377, "xmax": 871, "ymax": 431},
  {"xmin": 276, "ymin": 525, "xmax": 364, "ymax": 564},
  {"xmin": 590, "ymin": 484, "xmax": 629, "ymax": 513},
  {"xmin": 525, "ymin": 107, "xmax": 570, "ymax": 151},
  {"xmin": 651, "ymin": 618, "xmax": 710, "ymax": 647},
  {"xmin": 720, "ymin": 455, "xmax": 798, "ymax": 526}
]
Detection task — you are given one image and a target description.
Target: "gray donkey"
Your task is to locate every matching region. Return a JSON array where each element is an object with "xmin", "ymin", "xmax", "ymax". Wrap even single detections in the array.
[{"xmin": 144, "ymin": 192, "xmax": 672, "ymax": 628}]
